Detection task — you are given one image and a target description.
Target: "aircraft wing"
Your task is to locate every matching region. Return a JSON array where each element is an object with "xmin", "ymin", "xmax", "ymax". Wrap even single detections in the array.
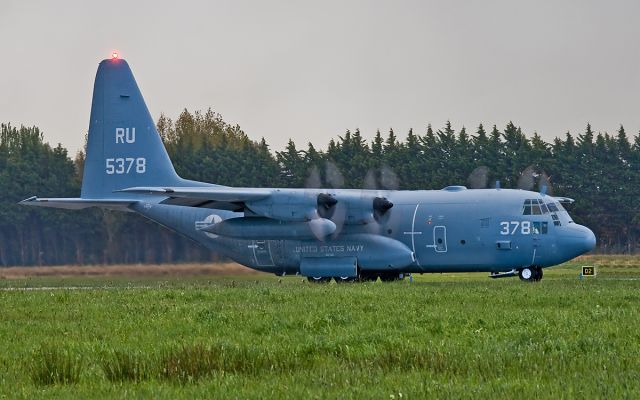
[{"xmin": 117, "ymin": 187, "xmax": 272, "ymax": 211}]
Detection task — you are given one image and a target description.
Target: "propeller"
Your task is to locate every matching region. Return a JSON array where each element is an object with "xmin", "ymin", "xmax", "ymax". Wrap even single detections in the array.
[
  {"xmin": 304, "ymin": 162, "xmax": 398, "ymax": 240},
  {"xmin": 467, "ymin": 166, "xmax": 490, "ymax": 189},
  {"xmin": 517, "ymin": 165, "xmax": 538, "ymax": 191},
  {"xmin": 517, "ymin": 165, "xmax": 553, "ymax": 195},
  {"xmin": 361, "ymin": 166, "xmax": 396, "ymax": 231},
  {"xmin": 323, "ymin": 161, "xmax": 348, "ymax": 238},
  {"xmin": 304, "ymin": 161, "xmax": 347, "ymax": 240}
]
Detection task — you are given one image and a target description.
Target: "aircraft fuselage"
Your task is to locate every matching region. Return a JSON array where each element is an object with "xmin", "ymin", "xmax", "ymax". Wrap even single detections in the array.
[{"xmin": 133, "ymin": 187, "xmax": 595, "ymax": 277}]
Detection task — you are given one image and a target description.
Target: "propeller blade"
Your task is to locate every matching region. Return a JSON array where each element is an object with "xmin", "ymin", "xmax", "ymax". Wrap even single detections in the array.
[
  {"xmin": 363, "ymin": 169, "xmax": 378, "ymax": 190},
  {"xmin": 380, "ymin": 165, "xmax": 399, "ymax": 190},
  {"xmin": 467, "ymin": 166, "xmax": 489, "ymax": 189},
  {"xmin": 517, "ymin": 165, "xmax": 537, "ymax": 190},
  {"xmin": 539, "ymin": 172, "xmax": 553, "ymax": 195},
  {"xmin": 308, "ymin": 217, "xmax": 337, "ymax": 241},
  {"xmin": 330, "ymin": 201, "xmax": 348, "ymax": 239},
  {"xmin": 325, "ymin": 161, "xmax": 345, "ymax": 189},
  {"xmin": 305, "ymin": 166, "xmax": 322, "ymax": 188}
]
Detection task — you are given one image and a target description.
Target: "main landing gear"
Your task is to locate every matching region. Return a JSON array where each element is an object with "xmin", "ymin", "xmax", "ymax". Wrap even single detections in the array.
[
  {"xmin": 518, "ymin": 266, "xmax": 543, "ymax": 282},
  {"xmin": 307, "ymin": 272, "xmax": 406, "ymax": 283},
  {"xmin": 307, "ymin": 277, "xmax": 332, "ymax": 283}
]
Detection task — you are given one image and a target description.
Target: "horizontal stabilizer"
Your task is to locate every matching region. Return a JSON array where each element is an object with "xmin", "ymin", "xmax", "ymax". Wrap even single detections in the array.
[{"xmin": 19, "ymin": 196, "xmax": 135, "ymax": 212}]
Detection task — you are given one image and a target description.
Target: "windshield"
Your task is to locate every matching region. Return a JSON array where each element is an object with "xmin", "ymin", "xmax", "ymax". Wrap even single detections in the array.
[
  {"xmin": 545, "ymin": 199, "xmax": 573, "ymax": 224},
  {"xmin": 522, "ymin": 199, "xmax": 549, "ymax": 215}
]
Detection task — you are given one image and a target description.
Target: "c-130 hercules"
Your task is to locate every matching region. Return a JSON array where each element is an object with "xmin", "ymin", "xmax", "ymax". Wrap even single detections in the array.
[{"xmin": 21, "ymin": 55, "xmax": 596, "ymax": 282}]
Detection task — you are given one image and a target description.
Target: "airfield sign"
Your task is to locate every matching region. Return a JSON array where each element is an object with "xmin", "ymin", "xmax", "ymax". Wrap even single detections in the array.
[{"xmin": 582, "ymin": 266, "xmax": 596, "ymax": 277}]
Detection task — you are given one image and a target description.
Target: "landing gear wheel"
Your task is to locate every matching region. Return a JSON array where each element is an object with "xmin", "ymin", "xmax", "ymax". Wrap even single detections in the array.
[
  {"xmin": 307, "ymin": 277, "xmax": 331, "ymax": 284},
  {"xmin": 334, "ymin": 276, "xmax": 358, "ymax": 283},
  {"xmin": 359, "ymin": 273, "xmax": 378, "ymax": 282},
  {"xmin": 519, "ymin": 267, "xmax": 543, "ymax": 282},
  {"xmin": 533, "ymin": 267, "xmax": 543, "ymax": 281},
  {"xmin": 379, "ymin": 273, "xmax": 404, "ymax": 282},
  {"xmin": 518, "ymin": 267, "xmax": 534, "ymax": 282}
]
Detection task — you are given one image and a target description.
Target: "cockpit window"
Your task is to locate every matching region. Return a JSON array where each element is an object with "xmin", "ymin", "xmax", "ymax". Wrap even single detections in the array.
[
  {"xmin": 547, "ymin": 202, "xmax": 559, "ymax": 212},
  {"xmin": 532, "ymin": 201, "xmax": 542, "ymax": 215},
  {"xmin": 522, "ymin": 199, "xmax": 532, "ymax": 215},
  {"xmin": 539, "ymin": 201, "xmax": 549, "ymax": 214},
  {"xmin": 522, "ymin": 199, "xmax": 547, "ymax": 215}
]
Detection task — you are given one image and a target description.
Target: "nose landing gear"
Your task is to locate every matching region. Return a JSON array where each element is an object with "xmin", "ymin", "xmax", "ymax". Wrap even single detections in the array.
[{"xmin": 518, "ymin": 266, "xmax": 543, "ymax": 282}]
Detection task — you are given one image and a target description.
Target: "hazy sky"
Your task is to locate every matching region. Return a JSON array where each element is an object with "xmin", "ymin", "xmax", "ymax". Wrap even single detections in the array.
[{"xmin": 1, "ymin": 0, "xmax": 639, "ymax": 155}]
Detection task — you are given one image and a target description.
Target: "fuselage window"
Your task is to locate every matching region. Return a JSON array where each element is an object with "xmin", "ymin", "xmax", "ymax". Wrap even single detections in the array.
[{"xmin": 532, "ymin": 221, "xmax": 549, "ymax": 234}]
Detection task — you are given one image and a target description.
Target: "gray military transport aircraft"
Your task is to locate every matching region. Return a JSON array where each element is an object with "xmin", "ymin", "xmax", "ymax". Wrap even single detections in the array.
[{"xmin": 21, "ymin": 55, "xmax": 596, "ymax": 282}]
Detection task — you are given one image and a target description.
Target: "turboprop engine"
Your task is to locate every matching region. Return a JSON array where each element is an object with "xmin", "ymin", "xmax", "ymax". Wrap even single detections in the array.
[
  {"xmin": 244, "ymin": 190, "xmax": 394, "ymax": 227},
  {"xmin": 233, "ymin": 189, "xmax": 395, "ymax": 240},
  {"xmin": 326, "ymin": 192, "xmax": 394, "ymax": 225},
  {"xmin": 245, "ymin": 191, "xmax": 337, "ymax": 222}
]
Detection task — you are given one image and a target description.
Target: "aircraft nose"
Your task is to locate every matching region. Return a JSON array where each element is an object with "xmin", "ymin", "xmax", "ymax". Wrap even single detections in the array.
[
  {"xmin": 569, "ymin": 224, "xmax": 596, "ymax": 254},
  {"xmin": 583, "ymin": 226, "xmax": 596, "ymax": 253},
  {"xmin": 556, "ymin": 224, "xmax": 596, "ymax": 260}
]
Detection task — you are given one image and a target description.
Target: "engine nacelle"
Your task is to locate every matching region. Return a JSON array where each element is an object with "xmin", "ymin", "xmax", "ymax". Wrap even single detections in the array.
[
  {"xmin": 329, "ymin": 192, "xmax": 394, "ymax": 225},
  {"xmin": 199, "ymin": 216, "xmax": 336, "ymax": 240},
  {"xmin": 246, "ymin": 190, "xmax": 319, "ymax": 221},
  {"xmin": 245, "ymin": 190, "xmax": 393, "ymax": 226}
]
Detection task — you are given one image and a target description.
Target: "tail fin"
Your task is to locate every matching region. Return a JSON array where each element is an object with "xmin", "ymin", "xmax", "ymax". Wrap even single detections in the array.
[{"xmin": 81, "ymin": 58, "xmax": 184, "ymax": 199}]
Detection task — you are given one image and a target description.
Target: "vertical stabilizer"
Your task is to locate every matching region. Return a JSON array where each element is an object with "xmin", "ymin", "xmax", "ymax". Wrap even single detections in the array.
[{"xmin": 81, "ymin": 57, "xmax": 185, "ymax": 199}]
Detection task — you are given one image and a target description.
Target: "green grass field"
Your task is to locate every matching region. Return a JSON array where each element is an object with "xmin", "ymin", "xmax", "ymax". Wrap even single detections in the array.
[{"xmin": 0, "ymin": 256, "xmax": 639, "ymax": 399}]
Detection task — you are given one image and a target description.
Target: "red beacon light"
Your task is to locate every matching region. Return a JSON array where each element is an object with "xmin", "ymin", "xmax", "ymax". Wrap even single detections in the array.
[{"xmin": 111, "ymin": 51, "xmax": 119, "ymax": 60}]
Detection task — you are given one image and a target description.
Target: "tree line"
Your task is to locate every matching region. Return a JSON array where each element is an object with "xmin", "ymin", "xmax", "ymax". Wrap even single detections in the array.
[{"xmin": 1, "ymin": 109, "xmax": 638, "ymax": 266}]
